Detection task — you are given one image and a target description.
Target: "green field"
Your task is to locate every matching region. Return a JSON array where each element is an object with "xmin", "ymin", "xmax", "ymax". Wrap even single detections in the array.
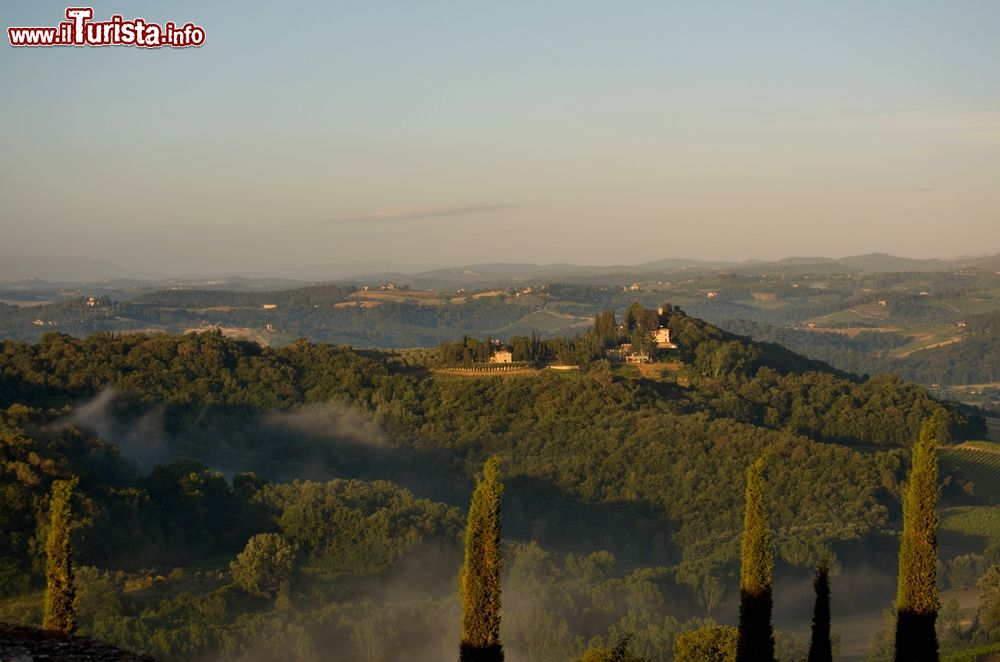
[
  {"xmin": 806, "ymin": 308, "xmax": 874, "ymax": 326},
  {"xmin": 735, "ymin": 297, "xmax": 790, "ymax": 310},
  {"xmin": 931, "ymin": 297, "xmax": 1000, "ymax": 315},
  {"xmin": 495, "ymin": 309, "xmax": 591, "ymax": 335},
  {"xmin": 940, "ymin": 505, "xmax": 1000, "ymax": 557},
  {"xmin": 890, "ymin": 324, "xmax": 965, "ymax": 357},
  {"xmin": 941, "ymin": 642, "xmax": 1000, "ymax": 662}
]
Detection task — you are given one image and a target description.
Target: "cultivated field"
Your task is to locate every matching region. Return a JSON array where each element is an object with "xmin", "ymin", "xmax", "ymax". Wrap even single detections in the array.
[{"xmin": 940, "ymin": 442, "xmax": 1000, "ymax": 504}]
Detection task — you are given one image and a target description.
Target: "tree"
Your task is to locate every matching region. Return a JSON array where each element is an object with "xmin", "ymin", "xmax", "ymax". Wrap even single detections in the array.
[
  {"xmin": 894, "ymin": 417, "xmax": 942, "ymax": 662},
  {"xmin": 808, "ymin": 560, "xmax": 832, "ymax": 662},
  {"xmin": 590, "ymin": 359, "xmax": 614, "ymax": 389},
  {"xmin": 593, "ymin": 310, "xmax": 618, "ymax": 347},
  {"xmin": 674, "ymin": 625, "xmax": 737, "ymax": 662},
  {"xmin": 460, "ymin": 455, "xmax": 504, "ymax": 662},
  {"xmin": 974, "ymin": 564, "xmax": 1000, "ymax": 642},
  {"xmin": 574, "ymin": 635, "xmax": 650, "ymax": 662},
  {"xmin": 43, "ymin": 478, "xmax": 78, "ymax": 633},
  {"xmin": 230, "ymin": 533, "xmax": 297, "ymax": 599},
  {"xmin": 737, "ymin": 457, "xmax": 774, "ymax": 662}
]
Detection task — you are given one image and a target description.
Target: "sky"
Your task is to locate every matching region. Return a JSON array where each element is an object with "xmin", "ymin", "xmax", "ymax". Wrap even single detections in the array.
[{"xmin": 2, "ymin": 1, "xmax": 999, "ymax": 277}]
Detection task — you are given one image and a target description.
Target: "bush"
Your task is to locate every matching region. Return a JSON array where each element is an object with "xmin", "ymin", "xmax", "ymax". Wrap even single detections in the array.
[
  {"xmin": 674, "ymin": 625, "xmax": 737, "ymax": 662},
  {"xmin": 229, "ymin": 533, "xmax": 297, "ymax": 599}
]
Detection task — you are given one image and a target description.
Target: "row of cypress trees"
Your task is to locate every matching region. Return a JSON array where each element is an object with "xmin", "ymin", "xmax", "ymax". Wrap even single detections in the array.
[
  {"xmin": 460, "ymin": 418, "xmax": 944, "ymax": 662},
  {"xmin": 737, "ymin": 416, "xmax": 944, "ymax": 662},
  {"xmin": 37, "ymin": 418, "xmax": 943, "ymax": 662}
]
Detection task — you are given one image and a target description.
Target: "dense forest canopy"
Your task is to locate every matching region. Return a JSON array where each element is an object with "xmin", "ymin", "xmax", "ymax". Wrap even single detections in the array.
[{"xmin": 0, "ymin": 303, "xmax": 995, "ymax": 660}]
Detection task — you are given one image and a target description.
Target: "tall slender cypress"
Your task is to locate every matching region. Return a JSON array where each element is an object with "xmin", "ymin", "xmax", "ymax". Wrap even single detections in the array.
[
  {"xmin": 42, "ymin": 478, "xmax": 78, "ymax": 634},
  {"xmin": 808, "ymin": 560, "xmax": 832, "ymax": 662},
  {"xmin": 737, "ymin": 457, "xmax": 775, "ymax": 662},
  {"xmin": 460, "ymin": 456, "xmax": 504, "ymax": 662},
  {"xmin": 894, "ymin": 418, "xmax": 943, "ymax": 662}
]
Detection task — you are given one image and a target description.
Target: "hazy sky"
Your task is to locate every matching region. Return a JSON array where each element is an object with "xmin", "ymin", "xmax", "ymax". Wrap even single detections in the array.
[{"xmin": 2, "ymin": 1, "xmax": 999, "ymax": 276}]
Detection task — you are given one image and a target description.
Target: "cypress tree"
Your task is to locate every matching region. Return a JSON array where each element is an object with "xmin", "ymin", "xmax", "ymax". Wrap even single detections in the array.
[
  {"xmin": 894, "ymin": 417, "xmax": 943, "ymax": 662},
  {"xmin": 737, "ymin": 457, "xmax": 775, "ymax": 662},
  {"xmin": 460, "ymin": 455, "xmax": 504, "ymax": 662},
  {"xmin": 42, "ymin": 478, "xmax": 78, "ymax": 634},
  {"xmin": 808, "ymin": 560, "xmax": 832, "ymax": 662}
]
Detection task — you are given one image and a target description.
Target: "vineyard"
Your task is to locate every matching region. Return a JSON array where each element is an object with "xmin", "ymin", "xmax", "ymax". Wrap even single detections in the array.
[{"xmin": 940, "ymin": 442, "xmax": 1000, "ymax": 504}]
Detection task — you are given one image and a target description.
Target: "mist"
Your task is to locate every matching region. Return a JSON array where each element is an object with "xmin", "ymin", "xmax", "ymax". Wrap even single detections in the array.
[
  {"xmin": 263, "ymin": 402, "xmax": 386, "ymax": 448},
  {"xmin": 70, "ymin": 387, "xmax": 172, "ymax": 470}
]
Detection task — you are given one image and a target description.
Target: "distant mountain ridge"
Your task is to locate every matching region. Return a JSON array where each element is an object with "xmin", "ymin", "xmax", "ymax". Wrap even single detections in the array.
[
  {"xmin": 344, "ymin": 252, "xmax": 1000, "ymax": 289},
  {"xmin": 2, "ymin": 252, "xmax": 998, "ymax": 288}
]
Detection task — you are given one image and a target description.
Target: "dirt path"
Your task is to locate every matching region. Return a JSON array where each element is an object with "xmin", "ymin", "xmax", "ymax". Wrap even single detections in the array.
[
  {"xmin": 794, "ymin": 326, "xmax": 900, "ymax": 338},
  {"xmin": 893, "ymin": 334, "xmax": 964, "ymax": 358}
]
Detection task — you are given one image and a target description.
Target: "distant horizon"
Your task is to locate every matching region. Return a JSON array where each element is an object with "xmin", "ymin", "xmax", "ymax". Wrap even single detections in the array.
[{"xmin": 2, "ymin": 249, "xmax": 998, "ymax": 284}]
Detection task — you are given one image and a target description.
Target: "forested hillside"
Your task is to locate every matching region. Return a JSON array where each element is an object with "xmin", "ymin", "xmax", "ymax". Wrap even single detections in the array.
[
  {"xmin": 0, "ymin": 306, "xmax": 993, "ymax": 660},
  {"xmin": 725, "ymin": 310, "xmax": 1000, "ymax": 388}
]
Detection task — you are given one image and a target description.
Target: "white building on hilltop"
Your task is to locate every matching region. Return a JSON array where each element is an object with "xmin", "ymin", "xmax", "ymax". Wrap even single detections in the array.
[{"xmin": 654, "ymin": 327, "xmax": 677, "ymax": 349}]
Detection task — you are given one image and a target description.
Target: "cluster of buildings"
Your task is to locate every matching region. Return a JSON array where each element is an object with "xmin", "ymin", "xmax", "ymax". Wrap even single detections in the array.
[
  {"xmin": 607, "ymin": 327, "xmax": 677, "ymax": 364},
  {"xmin": 484, "ymin": 327, "xmax": 678, "ymax": 366}
]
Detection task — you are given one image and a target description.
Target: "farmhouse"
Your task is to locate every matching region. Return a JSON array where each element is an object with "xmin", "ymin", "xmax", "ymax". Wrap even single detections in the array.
[{"xmin": 490, "ymin": 350, "xmax": 513, "ymax": 364}]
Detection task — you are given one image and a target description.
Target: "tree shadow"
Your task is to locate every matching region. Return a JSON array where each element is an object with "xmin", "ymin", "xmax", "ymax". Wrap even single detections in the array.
[{"xmin": 502, "ymin": 474, "xmax": 679, "ymax": 566}]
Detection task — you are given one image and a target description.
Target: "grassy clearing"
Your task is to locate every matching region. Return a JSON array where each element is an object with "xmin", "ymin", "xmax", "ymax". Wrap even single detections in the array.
[
  {"xmin": 0, "ymin": 299, "xmax": 54, "ymax": 308},
  {"xmin": 940, "ymin": 506, "xmax": 1000, "ymax": 555},
  {"xmin": 933, "ymin": 298, "xmax": 1000, "ymax": 315},
  {"xmin": 495, "ymin": 309, "xmax": 590, "ymax": 335},
  {"xmin": 348, "ymin": 290, "xmax": 449, "ymax": 305},
  {"xmin": 736, "ymin": 297, "xmax": 789, "ymax": 310},
  {"xmin": 794, "ymin": 326, "xmax": 901, "ymax": 338},
  {"xmin": 806, "ymin": 308, "xmax": 872, "ymax": 326},
  {"xmin": 890, "ymin": 324, "xmax": 965, "ymax": 358},
  {"xmin": 634, "ymin": 361, "xmax": 684, "ymax": 380}
]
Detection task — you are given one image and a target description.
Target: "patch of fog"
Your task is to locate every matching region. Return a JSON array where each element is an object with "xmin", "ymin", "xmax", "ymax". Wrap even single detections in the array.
[
  {"xmin": 772, "ymin": 562, "xmax": 897, "ymax": 661},
  {"xmin": 263, "ymin": 401, "xmax": 386, "ymax": 447},
  {"xmin": 68, "ymin": 389, "xmax": 389, "ymax": 481},
  {"xmin": 70, "ymin": 386, "xmax": 171, "ymax": 469}
]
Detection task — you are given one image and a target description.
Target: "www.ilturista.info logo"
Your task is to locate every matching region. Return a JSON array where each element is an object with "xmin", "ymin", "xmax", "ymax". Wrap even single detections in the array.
[{"xmin": 8, "ymin": 7, "xmax": 205, "ymax": 48}]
